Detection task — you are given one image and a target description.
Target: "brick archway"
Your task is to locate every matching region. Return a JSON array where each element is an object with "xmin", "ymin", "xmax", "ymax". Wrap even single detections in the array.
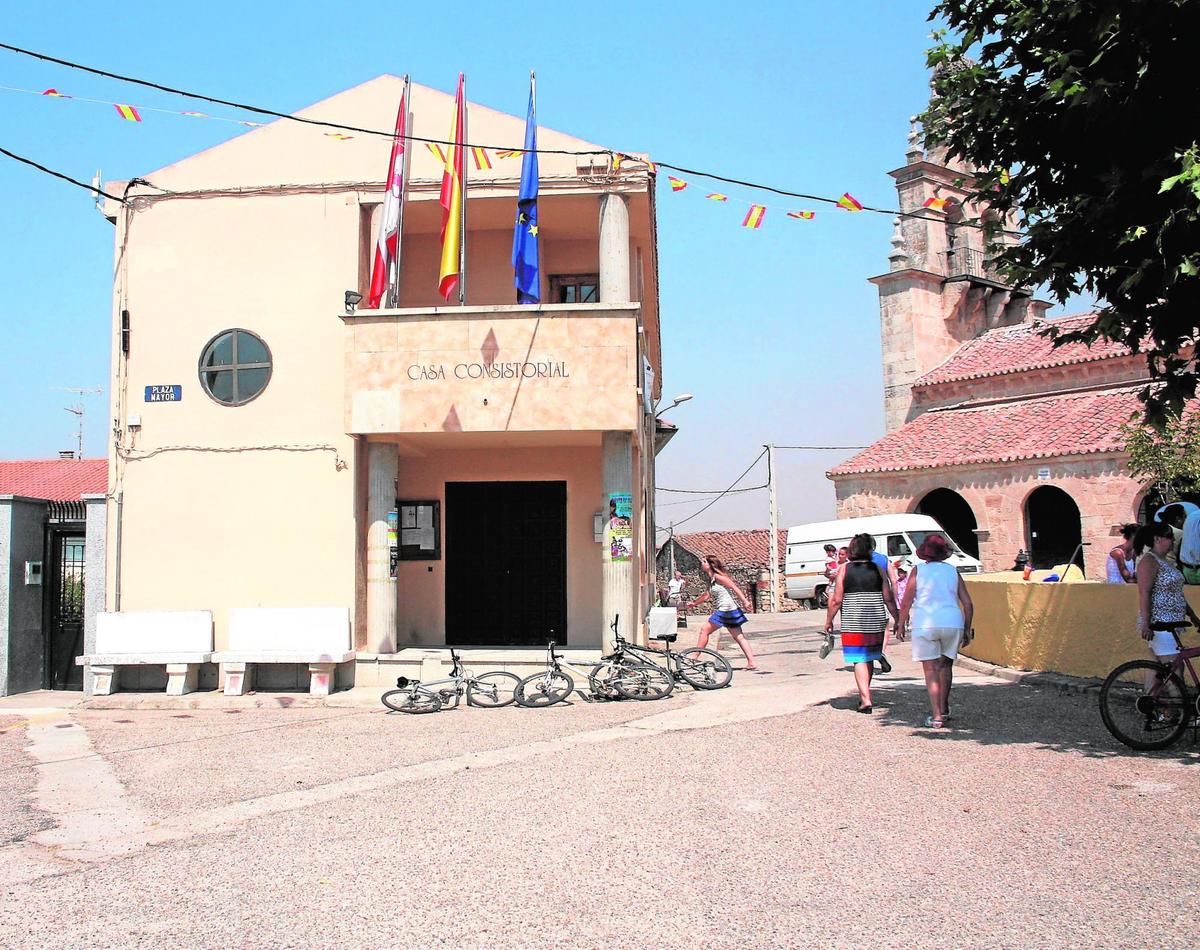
[
  {"xmin": 1025, "ymin": 485, "xmax": 1083, "ymax": 571},
  {"xmin": 914, "ymin": 487, "xmax": 979, "ymax": 558}
]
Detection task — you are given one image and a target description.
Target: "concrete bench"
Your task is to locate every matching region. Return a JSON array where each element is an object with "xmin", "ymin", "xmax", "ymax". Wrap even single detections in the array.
[
  {"xmin": 78, "ymin": 611, "xmax": 214, "ymax": 696},
  {"xmin": 213, "ymin": 607, "xmax": 354, "ymax": 697}
]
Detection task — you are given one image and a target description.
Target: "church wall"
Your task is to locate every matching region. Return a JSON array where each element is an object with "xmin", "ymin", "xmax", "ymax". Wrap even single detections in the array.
[{"xmin": 832, "ymin": 454, "xmax": 1143, "ymax": 579}]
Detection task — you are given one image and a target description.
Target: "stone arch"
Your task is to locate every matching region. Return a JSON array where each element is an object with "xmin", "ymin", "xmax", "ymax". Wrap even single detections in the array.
[
  {"xmin": 914, "ymin": 487, "xmax": 979, "ymax": 558},
  {"xmin": 1024, "ymin": 485, "xmax": 1083, "ymax": 572},
  {"xmin": 1135, "ymin": 486, "xmax": 1200, "ymax": 524}
]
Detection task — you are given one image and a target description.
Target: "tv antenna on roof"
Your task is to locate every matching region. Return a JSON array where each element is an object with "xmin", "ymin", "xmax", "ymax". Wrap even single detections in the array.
[{"xmin": 53, "ymin": 387, "xmax": 103, "ymax": 459}]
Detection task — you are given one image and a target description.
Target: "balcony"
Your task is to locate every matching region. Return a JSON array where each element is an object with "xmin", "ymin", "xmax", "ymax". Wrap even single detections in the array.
[
  {"xmin": 945, "ymin": 246, "xmax": 1008, "ymax": 286},
  {"xmin": 341, "ymin": 303, "xmax": 643, "ymax": 436}
]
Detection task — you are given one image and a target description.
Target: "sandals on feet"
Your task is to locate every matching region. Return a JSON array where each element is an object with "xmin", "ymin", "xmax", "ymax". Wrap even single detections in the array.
[
  {"xmin": 857, "ymin": 704, "xmax": 873, "ymax": 714},
  {"xmin": 924, "ymin": 715, "xmax": 945, "ymax": 728}
]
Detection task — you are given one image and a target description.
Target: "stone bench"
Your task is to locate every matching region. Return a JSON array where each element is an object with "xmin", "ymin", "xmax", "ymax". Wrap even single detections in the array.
[
  {"xmin": 78, "ymin": 611, "xmax": 214, "ymax": 696},
  {"xmin": 213, "ymin": 607, "xmax": 354, "ymax": 697}
]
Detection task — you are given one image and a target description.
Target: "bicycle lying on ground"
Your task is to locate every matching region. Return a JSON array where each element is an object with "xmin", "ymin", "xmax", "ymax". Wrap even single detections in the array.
[
  {"xmin": 514, "ymin": 634, "xmax": 674, "ymax": 707},
  {"xmin": 381, "ymin": 649, "xmax": 520, "ymax": 714},
  {"xmin": 1099, "ymin": 629, "xmax": 1200, "ymax": 750},
  {"xmin": 609, "ymin": 619, "xmax": 733, "ymax": 691}
]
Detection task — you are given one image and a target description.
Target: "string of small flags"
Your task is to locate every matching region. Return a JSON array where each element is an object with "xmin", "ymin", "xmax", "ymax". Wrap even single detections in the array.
[
  {"xmin": 24, "ymin": 85, "xmax": 266, "ymax": 127},
  {"xmin": 664, "ymin": 172, "xmax": 960, "ymax": 229}
]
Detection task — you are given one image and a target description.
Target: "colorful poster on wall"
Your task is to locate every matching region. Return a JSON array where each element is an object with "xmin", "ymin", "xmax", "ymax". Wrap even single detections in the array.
[{"xmin": 608, "ymin": 492, "xmax": 633, "ymax": 562}]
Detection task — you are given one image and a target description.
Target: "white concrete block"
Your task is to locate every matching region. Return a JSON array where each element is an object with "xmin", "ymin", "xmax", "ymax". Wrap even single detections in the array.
[
  {"xmin": 227, "ymin": 607, "xmax": 350, "ymax": 653},
  {"xmin": 96, "ymin": 611, "xmax": 213, "ymax": 655},
  {"xmin": 648, "ymin": 607, "xmax": 678, "ymax": 641}
]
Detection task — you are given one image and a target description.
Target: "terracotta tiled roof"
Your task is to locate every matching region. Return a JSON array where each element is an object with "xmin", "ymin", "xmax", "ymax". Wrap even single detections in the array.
[
  {"xmin": 673, "ymin": 529, "xmax": 788, "ymax": 567},
  {"xmin": 913, "ymin": 314, "xmax": 1133, "ymax": 388},
  {"xmin": 829, "ymin": 386, "xmax": 1141, "ymax": 476},
  {"xmin": 0, "ymin": 459, "xmax": 108, "ymax": 501}
]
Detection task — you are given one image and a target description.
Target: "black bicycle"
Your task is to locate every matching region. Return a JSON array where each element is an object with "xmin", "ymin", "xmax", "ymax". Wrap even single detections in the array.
[{"xmin": 608, "ymin": 615, "xmax": 733, "ymax": 690}]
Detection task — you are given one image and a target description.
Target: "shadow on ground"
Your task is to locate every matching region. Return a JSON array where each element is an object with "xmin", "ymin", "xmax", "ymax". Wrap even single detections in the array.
[{"xmin": 817, "ymin": 678, "xmax": 1200, "ymax": 766}]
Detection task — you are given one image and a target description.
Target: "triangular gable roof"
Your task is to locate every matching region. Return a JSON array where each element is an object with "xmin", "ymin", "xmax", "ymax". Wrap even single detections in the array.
[{"xmin": 137, "ymin": 75, "xmax": 618, "ymax": 192}]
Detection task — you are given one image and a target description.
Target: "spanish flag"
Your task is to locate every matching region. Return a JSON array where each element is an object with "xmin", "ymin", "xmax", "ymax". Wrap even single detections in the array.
[
  {"xmin": 427, "ymin": 142, "xmax": 447, "ymax": 164},
  {"xmin": 438, "ymin": 74, "xmax": 466, "ymax": 303},
  {"xmin": 668, "ymin": 176, "xmax": 687, "ymax": 192},
  {"xmin": 471, "ymin": 146, "xmax": 492, "ymax": 170},
  {"xmin": 42, "ymin": 88, "xmax": 70, "ymax": 98},
  {"xmin": 706, "ymin": 193, "xmax": 728, "ymax": 202},
  {"xmin": 923, "ymin": 196, "xmax": 950, "ymax": 210},
  {"xmin": 114, "ymin": 104, "xmax": 142, "ymax": 122},
  {"xmin": 743, "ymin": 205, "xmax": 766, "ymax": 229},
  {"xmin": 836, "ymin": 192, "xmax": 863, "ymax": 212},
  {"xmin": 787, "ymin": 210, "xmax": 815, "ymax": 220}
]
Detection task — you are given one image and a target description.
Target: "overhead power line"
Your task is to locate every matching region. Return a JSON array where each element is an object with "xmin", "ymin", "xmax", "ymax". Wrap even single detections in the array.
[
  {"xmin": 657, "ymin": 483, "xmax": 768, "ymax": 494},
  {"xmin": 658, "ymin": 448, "xmax": 768, "ymax": 532},
  {"xmin": 0, "ymin": 144, "xmax": 125, "ymax": 202},
  {"xmin": 0, "ymin": 41, "xmax": 1013, "ymax": 232},
  {"xmin": 773, "ymin": 444, "xmax": 867, "ymax": 450}
]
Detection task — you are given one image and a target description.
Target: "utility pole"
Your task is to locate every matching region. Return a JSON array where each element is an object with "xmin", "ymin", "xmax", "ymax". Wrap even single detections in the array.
[
  {"xmin": 766, "ymin": 443, "xmax": 779, "ymax": 613},
  {"xmin": 55, "ymin": 387, "xmax": 103, "ymax": 459}
]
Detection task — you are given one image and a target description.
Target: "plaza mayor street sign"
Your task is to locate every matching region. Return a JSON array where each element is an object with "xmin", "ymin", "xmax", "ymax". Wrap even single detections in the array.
[{"xmin": 145, "ymin": 384, "xmax": 182, "ymax": 402}]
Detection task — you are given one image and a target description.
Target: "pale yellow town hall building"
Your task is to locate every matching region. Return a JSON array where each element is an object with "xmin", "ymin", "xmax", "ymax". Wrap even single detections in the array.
[{"xmin": 98, "ymin": 76, "xmax": 665, "ymax": 690}]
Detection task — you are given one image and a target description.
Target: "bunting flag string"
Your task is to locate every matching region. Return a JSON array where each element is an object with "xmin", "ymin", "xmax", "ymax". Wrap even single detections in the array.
[{"xmin": 3, "ymin": 69, "xmax": 1000, "ymax": 237}]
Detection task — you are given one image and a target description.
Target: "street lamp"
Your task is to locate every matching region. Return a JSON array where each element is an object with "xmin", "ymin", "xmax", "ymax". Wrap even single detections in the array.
[{"xmin": 654, "ymin": 392, "xmax": 693, "ymax": 418}]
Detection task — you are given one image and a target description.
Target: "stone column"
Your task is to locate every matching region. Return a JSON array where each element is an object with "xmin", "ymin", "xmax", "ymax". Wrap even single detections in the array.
[
  {"xmin": 366, "ymin": 443, "xmax": 398, "ymax": 654},
  {"xmin": 602, "ymin": 432, "xmax": 634, "ymax": 653},
  {"xmin": 82, "ymin": 493, "xmax": 108, "ymax": 696},
  {"xmin": 599, "ymin": 193, "xmax": 631, "ymax": 303}
]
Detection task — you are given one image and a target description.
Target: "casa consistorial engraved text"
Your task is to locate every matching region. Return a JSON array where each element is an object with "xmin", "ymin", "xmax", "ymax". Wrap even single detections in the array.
[{"xmin": 407, "ymin": 361, "xmax": 571, "ymax": 381}]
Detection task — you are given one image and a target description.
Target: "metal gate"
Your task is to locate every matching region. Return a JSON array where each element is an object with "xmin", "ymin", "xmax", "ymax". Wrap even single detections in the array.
[{"xmin": 47, "ymin": 532, "xmax": 86, "ymax": 689}]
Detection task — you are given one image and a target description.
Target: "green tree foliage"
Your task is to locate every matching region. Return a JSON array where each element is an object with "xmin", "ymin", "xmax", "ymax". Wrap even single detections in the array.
[
  {"xmin": 923, "ymin": 1, "xmax": 1200, "ymax": 421},
  {"xmin": 1121, "ymin": 412, "xmax": 1200, "ymax": 502}
]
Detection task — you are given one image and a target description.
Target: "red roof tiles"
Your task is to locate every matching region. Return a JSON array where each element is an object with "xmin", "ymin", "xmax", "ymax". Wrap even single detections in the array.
[
  {"xmin": 829, "ymin": 386, "xmax": 1141, "ymax": 476},
  {"xmin": 673, "ymin": 529, "xmax": 788, "ymax": 567},
  {"xmin": 0, "ymin": 459, "xmax": 108, "ymax": 501},
  {"xmin": 913, "ymin": 314, "xmax": 1132, "ymax": 388}
]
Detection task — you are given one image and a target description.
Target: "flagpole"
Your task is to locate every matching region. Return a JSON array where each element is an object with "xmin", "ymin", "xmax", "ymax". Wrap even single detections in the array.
[
  {"xmin": 530, "ymin": 70, "xmax": 537, "ymax": 302},
  {"xmin": 459, "ymin": 73, "xmax": 467, "ymax": 306},
  {"xmin": 386, "ymin": 74, "xmax": 411, "ymax": 309}
]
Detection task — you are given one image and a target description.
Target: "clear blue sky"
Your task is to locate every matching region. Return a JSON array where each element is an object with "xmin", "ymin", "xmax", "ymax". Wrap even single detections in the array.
[{"xmin": 0, "ymin": 0, "xmax": 1079, "ymax": 532}]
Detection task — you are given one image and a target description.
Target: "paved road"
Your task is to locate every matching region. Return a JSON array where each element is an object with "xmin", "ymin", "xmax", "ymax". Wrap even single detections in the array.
[{"xmin": 1, "ymin": 618, "xmax": 1197, "ymax": 948}]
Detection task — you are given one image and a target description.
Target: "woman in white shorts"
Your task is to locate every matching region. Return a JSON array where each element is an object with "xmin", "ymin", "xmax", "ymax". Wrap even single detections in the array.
[
  {"xmin": 1135, "ymin": 521, "xmax": 1200, "ymax": 678},
  {"xmin": 896, "ymin": 533, "xmax": 974, "ymax": 728}
]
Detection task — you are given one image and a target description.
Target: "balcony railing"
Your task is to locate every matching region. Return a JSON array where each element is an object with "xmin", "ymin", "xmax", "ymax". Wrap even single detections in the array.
[{"xmin": 946, "ymin": 246, "xmax": 1007, "ymax": 284}]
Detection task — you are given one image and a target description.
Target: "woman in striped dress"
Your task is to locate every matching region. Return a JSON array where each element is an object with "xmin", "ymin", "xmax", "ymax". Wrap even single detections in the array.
[{"xmin": 823, "ymin": 533, "xmax": 898, "ymax": 713}]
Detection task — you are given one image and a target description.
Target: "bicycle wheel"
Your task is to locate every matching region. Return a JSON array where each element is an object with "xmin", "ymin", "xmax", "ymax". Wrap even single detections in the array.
[
  {"xmin": 467, "ymin": 671, "xmax": 520, "ymax": 708},
  {"xmin": 1099, "ymin": 660, "xmax": 1190, "ymax": 750},
  {"xmin": 588, "ymin": 658, "xmax": 635, "ymax": 700},
  {"xmin": 515, "ymin": 670, "xmax": 575, "ymax": 708},
  {"xmin": 381, "ymin": 687, "xmax": 443, "ymax": 714},
  {"xmin": 612, "ymin": 662, "xmax": 675, "ymax": 701},
  {"xmin": 675, "ymin": 648, "xmax": 734, "ymax": 690}
]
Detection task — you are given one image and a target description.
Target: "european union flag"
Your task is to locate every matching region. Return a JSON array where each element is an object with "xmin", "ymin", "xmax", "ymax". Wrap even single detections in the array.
[{"xmin": 512, "ymin": 79, "xmax": 539, "ymax": 304}]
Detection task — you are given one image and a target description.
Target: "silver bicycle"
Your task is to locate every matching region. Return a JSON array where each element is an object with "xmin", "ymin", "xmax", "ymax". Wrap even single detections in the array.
[
  {"xmin": 514, "ymin": 637, "xmax": 675, "ymax": 707},
  {"xmin": 381, "ymin": 649, "xmax": 520, "ymax": 714}
]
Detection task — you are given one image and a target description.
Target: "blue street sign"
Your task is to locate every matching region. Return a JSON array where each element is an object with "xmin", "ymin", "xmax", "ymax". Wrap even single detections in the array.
[{"xmin": 145, "ymin": 385, "xmax": 182, "ymax": 402}]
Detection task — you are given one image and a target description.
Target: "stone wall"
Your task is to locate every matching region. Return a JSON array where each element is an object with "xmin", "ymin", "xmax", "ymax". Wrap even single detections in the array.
[
  {"xmin": 832, "ymin": 453, "xmax": 1143, "ymax": 578},
  {"xmin": 654, "ymin": 540, "xmax": 802, "ymax": 614}
]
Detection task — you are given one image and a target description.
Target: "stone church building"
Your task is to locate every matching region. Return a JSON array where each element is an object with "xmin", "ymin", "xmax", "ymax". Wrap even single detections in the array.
[{"xmin": 828, "ymin": 123, "xmax": 1158, "ymax": 578}]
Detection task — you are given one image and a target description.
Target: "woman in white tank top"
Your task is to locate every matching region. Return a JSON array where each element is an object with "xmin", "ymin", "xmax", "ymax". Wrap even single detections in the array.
[{"xmin": 896, "ymin": 533, "xmax": 974, "ymax": 729}]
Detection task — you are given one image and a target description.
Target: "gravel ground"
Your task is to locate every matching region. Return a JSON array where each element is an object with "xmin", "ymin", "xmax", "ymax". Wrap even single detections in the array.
[
  {"xmin": 0, "ymin": 716, "xmax": 52, "ymax": 846},
  {"xmin": 2, "ymin": 627, "xmax": 1199, "ymax": 948}
]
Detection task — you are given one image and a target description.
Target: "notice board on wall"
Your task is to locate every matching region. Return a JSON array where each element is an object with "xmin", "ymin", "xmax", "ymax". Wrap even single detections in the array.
[{"xmin": 396, "ymin": 500, "xmax": 441, "ymax": 560}]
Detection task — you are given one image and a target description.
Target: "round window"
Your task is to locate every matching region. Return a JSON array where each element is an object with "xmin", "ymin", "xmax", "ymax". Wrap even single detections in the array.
[{"xmin": 198, "ymin": 329, "xmax": 272, "ymax": 406}]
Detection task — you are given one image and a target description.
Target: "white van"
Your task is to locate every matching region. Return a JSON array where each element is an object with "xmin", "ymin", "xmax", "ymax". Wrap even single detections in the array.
[{"xmin": 784, "ymin": 514, "xmax": 983, "ymax": 606}]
